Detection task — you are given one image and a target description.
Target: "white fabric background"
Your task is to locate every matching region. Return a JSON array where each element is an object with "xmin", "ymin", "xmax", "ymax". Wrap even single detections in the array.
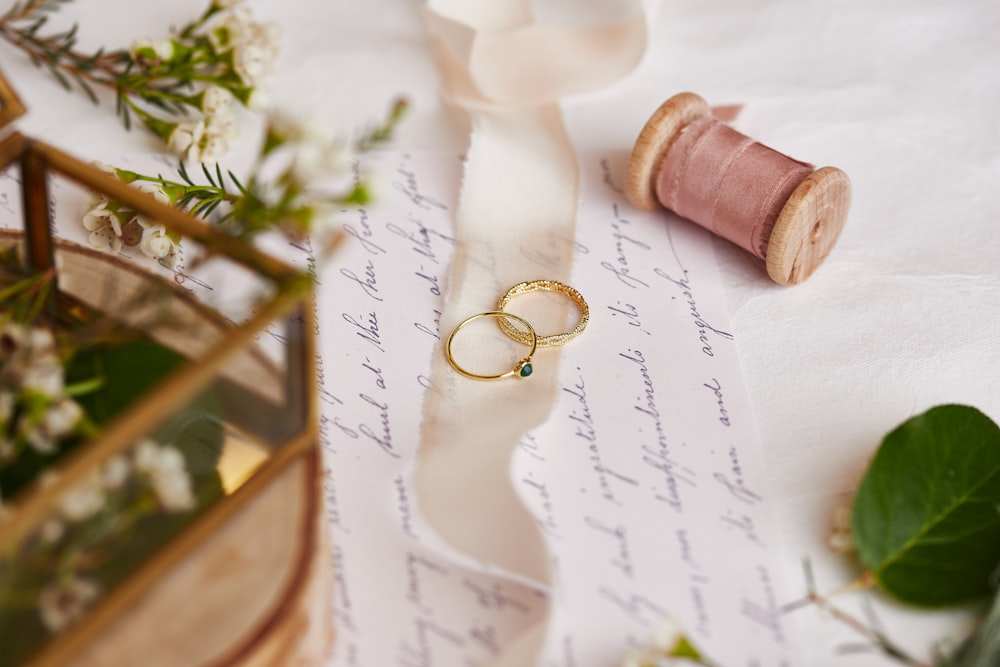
[{"xmin": 6, "ymin": 0, "xmax": 1000, "ymax": 664}]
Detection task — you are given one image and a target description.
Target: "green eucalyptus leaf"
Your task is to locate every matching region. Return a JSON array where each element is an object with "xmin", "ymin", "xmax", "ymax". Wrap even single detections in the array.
[{"xmin": 852, "ymin": 404, "xmax": 1000, "ymax": 606}]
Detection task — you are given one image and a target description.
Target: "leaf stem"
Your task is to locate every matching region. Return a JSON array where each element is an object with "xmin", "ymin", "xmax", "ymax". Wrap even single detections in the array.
[{"xmin": 827, "ymin": 570, "xmax": 877, "ymax": 597}]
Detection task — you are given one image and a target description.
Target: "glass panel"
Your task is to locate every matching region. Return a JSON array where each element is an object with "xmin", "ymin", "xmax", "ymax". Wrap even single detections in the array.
[
  {"xmin": 0, "ymin": 161, "xmax": 22, "ymax": 232},
  {"xmin": 0, "ymin": 388, "xmax": 255, "ymax": 665}
]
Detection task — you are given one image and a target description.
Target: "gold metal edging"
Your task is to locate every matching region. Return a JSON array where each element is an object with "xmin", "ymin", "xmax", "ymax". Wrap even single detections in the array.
[
  {"xmin": 28, "ymin": 138, "xmax": 303, "ymax": 286},
  {"xmin": 0, "ymin": 67, "xmax": 27, "ymax": 132},
  {"xmin": 0, "ymin": 130, "xmax": 27, "ymax": 169},
  {"xmin": 208, "ymin": 437, "xmax": 323, "ymax": 667}
]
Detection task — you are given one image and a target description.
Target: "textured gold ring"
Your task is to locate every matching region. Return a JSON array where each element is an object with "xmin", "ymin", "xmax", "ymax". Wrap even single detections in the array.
[
  {"xmin": 446, "ymin": 311, "xmax": 537, "ymax": 381},
  {"xmin": 496, "ymin": 279, "xmax": 589, "ymax": 348}
]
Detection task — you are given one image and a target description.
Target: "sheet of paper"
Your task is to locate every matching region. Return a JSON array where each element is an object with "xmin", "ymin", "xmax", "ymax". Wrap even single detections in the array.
[
  {"xmin": 514, "ymin": 153, "xmax": 798, "ymax": 666},
  {"xmin": 303, "ymin": 150, "xmax": 799, "ymax": 665},
  {"xmin": 0, "ymin": 149, "xmax": 797, "ymax": 665}
]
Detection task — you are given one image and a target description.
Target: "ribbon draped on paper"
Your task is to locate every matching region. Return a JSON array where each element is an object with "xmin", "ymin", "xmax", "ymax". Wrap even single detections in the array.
[{"xmin": 416, "ymin": 0, "xmax": 651, "ymax": 664}]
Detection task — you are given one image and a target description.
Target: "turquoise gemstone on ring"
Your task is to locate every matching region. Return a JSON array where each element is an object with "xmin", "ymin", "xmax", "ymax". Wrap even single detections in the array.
[{"xmin": 518, "ymin": 362, "xmax": 533, "ymax": 378}]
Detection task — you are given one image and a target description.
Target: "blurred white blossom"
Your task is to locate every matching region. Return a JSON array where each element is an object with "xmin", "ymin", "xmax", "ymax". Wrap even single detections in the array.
[
  {"xmin": 130, "ymin": 37, "xmax": 176, "ymax": 63},
  {"xmin": 0, "ymin": 323, "xmax": 85, "ymax": 459},
  {"xmin": 37, "ymin": 576, "xmax": 101, "ymax": 633},
  {"xmin": 135, "ymin": 439, "xmax": 196, "ymax": 512},
  {"xmin": 58, "ymin": 471, "xmax": 106, "ymax": 521}
]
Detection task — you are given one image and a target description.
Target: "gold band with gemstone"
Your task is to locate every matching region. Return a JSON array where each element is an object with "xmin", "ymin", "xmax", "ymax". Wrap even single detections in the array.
[
  {"xmin": 445, "ymin": 311, "xmax": 537, "ymax": 381},
  {"xmin": 496, "ymin": 279, "xmax": 589, "ymax": 348}
]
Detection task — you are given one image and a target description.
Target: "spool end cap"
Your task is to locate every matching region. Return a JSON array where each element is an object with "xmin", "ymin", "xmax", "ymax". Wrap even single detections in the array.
[{"xmin": 766, "ymin": 166, "xmax": 851, "ymax": 285}]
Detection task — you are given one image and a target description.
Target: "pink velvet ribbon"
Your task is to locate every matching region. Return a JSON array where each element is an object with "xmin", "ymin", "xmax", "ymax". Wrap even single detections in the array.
[{"xmin": 655, "ymin": 118, "xmax": 813, "ymax": 259}]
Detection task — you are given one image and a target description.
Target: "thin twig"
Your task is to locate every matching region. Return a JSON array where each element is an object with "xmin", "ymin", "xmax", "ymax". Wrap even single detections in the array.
[{"xmin": 787, "ymin": 560, "xmax": 933, "ymax": 667}]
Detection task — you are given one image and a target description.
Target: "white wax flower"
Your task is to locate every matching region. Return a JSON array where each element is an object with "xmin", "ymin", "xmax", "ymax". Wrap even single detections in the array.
[
  {"xmin": 37, "ymin": 576, "xmax": 101, "ymax": 633},
  {"xmin": 131, "ymin": 37, "xmax": 175, "ymax": 62},
  {"xmin": 206, "ymin": 109, "xmax": 238, "ymax": 141},
  {"xmin": 39, "ymin": 518, "xmax": 65, "ymax": 544},
  {"xmin": 21, "ymin": 359, "xmax": 64, "ymax": 399},
  {"xmin": 201, "ymin": 86, "xmax": 232, "ymax": 115},
  {"xmin": 140, "ymin": 230, "xmax": 175, "ymax": 260},
  {"xmin": 83, "ymin": 203, "xmax": 123, "ymax": 237},
  {"xmin": 41, "ymin": 398, "xmax": 83, "ymax": 438},
  {"xmin": 131, "ymin": 180, "xmax": 171, "ymax": 206},
  {"xmin": 247, "ymin": 84, "xmax": 270, "ymax": 111},
  {"xmin": 58, "ymin": 472, "xmax": 106, "ymax": 521},
  {"xmin": 233, "ymin": 42, "xmax": 272, "ymax": 85},
  {"xmin": 20, "ymin": 416, "xmax": 56, "ymax": 455},
  {"xmin": 199, "ymin": 132, "xmax": 229, "ymax": 166},
  {"xmin": 135, "ymin": 439, "xmax": 196, "ymax": 512},
  {"xmin": 87, "ymin": 226, "xmax": 124, "ymax": 254},
  {"xmin": 101, "ymin": 455, "xmax": 131, "ymax": 491},
  {"xmin": 90, "ymin": 160, "xmax": 117, "ymax": 176},
  {"xmin": 653, "ymin": 617, "xmax": 684, "ymax": 653},
  {"xmin": 207, "ymin": 7, "xmax": 253, "ymax": 52},
  {"xmin": 167, "ymin": 121, "xmax": 206, "ymax": 162}
]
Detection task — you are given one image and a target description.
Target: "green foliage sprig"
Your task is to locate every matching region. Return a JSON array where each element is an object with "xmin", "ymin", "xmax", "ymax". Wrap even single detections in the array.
[
  {"xmin": 804, "ymin": 404, "xmax": 1000, "ymax": 666},
  {"xmin": 84, "ymin": 100, "xmax": 407, "ymax": 266},
  {"xmin": 0, "ymin": 0, "xmax": 279, "ymax": 162}
]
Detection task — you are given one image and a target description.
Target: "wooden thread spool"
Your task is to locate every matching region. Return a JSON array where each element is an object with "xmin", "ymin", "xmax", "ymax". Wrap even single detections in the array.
[{"xmin": 625, "ymin": 92, "xmax": 850, "ymax": 285}]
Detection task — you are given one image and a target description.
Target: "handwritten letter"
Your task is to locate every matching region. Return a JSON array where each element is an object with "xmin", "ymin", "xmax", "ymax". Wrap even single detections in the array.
[{"xmin": 514, "ymin": 155, "xmax": 796, "ymax": 666}]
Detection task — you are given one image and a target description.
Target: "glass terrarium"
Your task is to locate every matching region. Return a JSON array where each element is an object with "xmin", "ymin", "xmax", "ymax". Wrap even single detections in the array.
[{"xmin": 0, "ymin": 77, "xmax": 319, "ymax": 665}]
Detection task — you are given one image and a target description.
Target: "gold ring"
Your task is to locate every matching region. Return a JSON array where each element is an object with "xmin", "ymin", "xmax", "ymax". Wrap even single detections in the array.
[
  {"xmin": 496, "ymin": 279, "xmax": 589, "ymax": 348},
  {"xmin": 445, "ymin": 311, "xmax": 538, "ymax": 381}
]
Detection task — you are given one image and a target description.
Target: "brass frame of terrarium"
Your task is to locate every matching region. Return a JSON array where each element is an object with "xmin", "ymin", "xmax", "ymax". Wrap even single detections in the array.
[
  {"xmin": 0, "ymin": 71, "xmax": 26, "ymax": 130},
  {"xmin": 0, "ymin": 129, "xmax": 321, "ymax": 663}
]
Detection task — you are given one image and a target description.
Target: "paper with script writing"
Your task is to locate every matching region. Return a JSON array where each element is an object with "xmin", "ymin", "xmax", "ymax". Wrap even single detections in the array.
[
  {"xmin": 514, "ymin": 154, "xmax": 797, "ymax": 666},
  {"xmin": 0, "ymin": 150, "xmax": 795, "ymax": 665}
]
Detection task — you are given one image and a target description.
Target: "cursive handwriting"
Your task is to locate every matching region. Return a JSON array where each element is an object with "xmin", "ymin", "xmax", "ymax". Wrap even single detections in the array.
[
  {"xmin": 619, "ymin": 348, "xmax": 697, "ymax": 512},
  {"xmin": 342, "ymin": 310, "xmax": 384, "ymax": 353},
  {"xmin": 562, "ymin": 369, "xmax": 639, "ymax": 506},
  {"xmin": 393, "ymin": 162, "xmax": 449, "ymax": 212},
  {"xmin": 340, "ymin": 259, "xmax": 383, "ymax": 302},
  {"xmin": 584, "ymin": 515, "xmax": 634, "ymax": 578},
  {"xmin": 654, "ymin": 268, "xmax": 733, "ymax": 356},
  {"xmin": 395, "ymin": 476, "xmax": 418, "ymax": 540},
  {"xmin": 601, "ymin": 204, "xmax": 651, "ymax": 289},
  {"xmin": 522, "ymin": 474, "xmax": 561, "ymax": 540},
  {"xmin": 703, "ymin": 377, "xmax": 732, "ymax": 427},
  {"xmin": 405, "ymin": 551, "xmax": 448, "ymax": 615},
  {"xmin": 387, "ymin": 212, "xmax": 453, "ymax": 264},
  {"xmin": 357, "ymin": 393, "xmax": 400, "ymax": 459},
  {"xmin": 741, "ymin": 565, "xmax": 785, "ymax": 645},
  {"xmin": 342, "ymin": 209, "xmax": 387, "ymax": 255},
  {"xmin": 607, "ymin": 300, "xmax": 651, "ymax": 336}
]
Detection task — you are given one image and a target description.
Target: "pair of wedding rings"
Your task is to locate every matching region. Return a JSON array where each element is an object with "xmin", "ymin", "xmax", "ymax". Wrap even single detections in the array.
[{"xmin": 445, "ymin": 279, "xmax": 589, "ymax": 381}]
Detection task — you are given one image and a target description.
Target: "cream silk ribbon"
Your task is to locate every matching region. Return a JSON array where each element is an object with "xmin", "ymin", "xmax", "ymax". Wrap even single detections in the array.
[{"xmin": 416, "ymin": 1, "xmax": 651, "ymax": 663}]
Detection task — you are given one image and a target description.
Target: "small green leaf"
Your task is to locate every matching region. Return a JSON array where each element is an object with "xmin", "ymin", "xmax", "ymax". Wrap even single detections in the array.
[{"xmin": 852, "ymin": 404, "xmax": 1000, "ymax": 606}]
